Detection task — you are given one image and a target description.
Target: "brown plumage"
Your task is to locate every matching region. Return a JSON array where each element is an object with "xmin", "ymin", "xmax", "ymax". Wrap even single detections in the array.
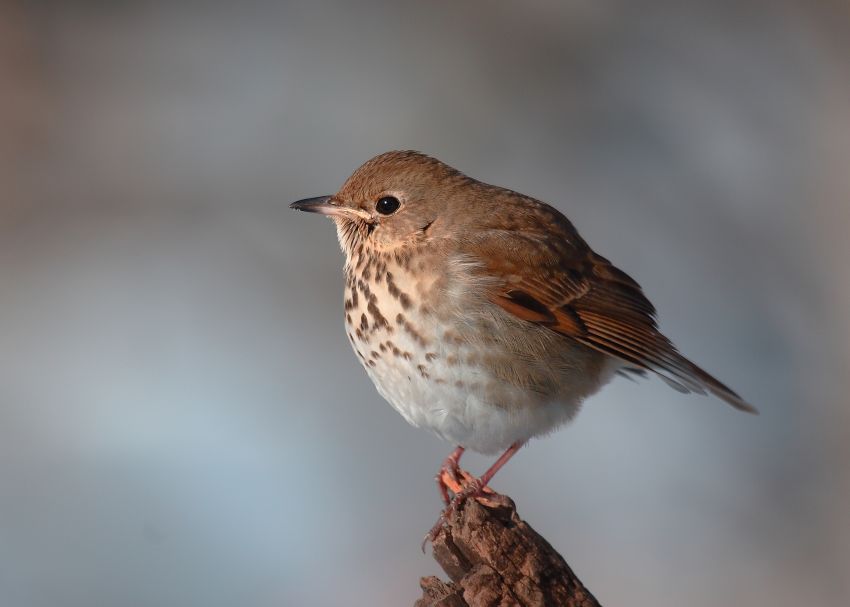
[
  {"xmin": 291, "ymin": 150, "xmax": 756, "ymax": 526},
  {"xmin": 466, "ymin": 205, "xmax": 756, "ymax": 413}
]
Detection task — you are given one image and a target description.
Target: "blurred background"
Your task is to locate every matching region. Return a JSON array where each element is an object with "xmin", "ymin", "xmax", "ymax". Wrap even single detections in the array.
[{"xmin": 1, "ymin": 1, "xmax": 849, "ymax": 605}]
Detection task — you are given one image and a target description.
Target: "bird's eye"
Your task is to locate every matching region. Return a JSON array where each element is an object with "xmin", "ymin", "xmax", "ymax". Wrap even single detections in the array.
[{"xmin": 375, "ymin": 196, "xmax": 401, "ymax": 215}]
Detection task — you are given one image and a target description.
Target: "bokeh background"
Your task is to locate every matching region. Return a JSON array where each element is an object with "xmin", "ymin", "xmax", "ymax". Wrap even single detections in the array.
[{"xmin": 2, "ymin": 1, "xmax": 849, "ymax": 605}]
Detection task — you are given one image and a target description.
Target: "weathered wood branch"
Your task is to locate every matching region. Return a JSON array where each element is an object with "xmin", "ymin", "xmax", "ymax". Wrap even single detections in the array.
[{"xmin": 416, "ymin": 469, "xmax": 602, "ymax": 607}]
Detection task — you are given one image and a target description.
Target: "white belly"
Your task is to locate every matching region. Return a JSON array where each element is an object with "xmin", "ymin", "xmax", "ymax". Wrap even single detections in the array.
[{"xmin": 367, "ymin": 356, "xmax": 583, "ymax": 455}]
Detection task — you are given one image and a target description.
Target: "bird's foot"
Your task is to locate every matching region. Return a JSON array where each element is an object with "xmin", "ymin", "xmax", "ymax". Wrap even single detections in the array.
[
  {"xmin": 435, "ymin": 446, "xmax": 465, "ymax": 506},
  {"xmin": 433, "ymin": 476, "xmax": 485, "ymax": 531},
  {"xmin": 423, "ymin": 471, "xmax": 504, "ymax": 551},
  {"xmin": 423, "ymin": 442, "xmax": 524, "ymax": 551}
]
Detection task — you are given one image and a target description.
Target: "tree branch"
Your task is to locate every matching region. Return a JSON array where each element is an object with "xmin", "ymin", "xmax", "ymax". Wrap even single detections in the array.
[{"xmin": 416, "ymin": 468, "xmax": 602, "ymax": 607}]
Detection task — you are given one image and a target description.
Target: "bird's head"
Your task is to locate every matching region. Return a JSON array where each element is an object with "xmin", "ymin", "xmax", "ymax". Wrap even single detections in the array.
[{"xmin": 290, "ymin": 150, "xmax": 472, "ymax": 259}]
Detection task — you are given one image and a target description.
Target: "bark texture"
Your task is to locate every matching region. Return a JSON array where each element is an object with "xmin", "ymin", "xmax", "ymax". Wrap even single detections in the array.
[{"xmin": 416, "ymin": 469, "xmax": 602, "ymax": 607}]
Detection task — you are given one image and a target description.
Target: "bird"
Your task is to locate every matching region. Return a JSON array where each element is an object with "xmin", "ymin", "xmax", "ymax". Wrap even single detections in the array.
[{"xmin": 290, "ymin": 150, "xmax": 756, "ymax": 524}]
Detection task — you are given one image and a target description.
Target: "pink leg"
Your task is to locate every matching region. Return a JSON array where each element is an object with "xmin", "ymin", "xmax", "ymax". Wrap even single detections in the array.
[
  {"xmin": 436, "ymin": 445, "xmax": 465, "ymax": 505},
  {"xmin": 460, "ymin": 440, "xmax": 524, "ymax": 499},
  {"xmin": 426, "ymin": 441, "xmax": 525, "ymax": 545}
]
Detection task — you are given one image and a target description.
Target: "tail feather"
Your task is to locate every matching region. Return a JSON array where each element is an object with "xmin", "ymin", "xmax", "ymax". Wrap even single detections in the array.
[{"xmin": 683, "ymin": 357, "xmax": 758, "ymax": 414}]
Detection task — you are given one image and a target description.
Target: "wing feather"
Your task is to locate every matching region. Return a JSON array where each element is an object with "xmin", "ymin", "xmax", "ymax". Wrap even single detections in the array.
[{"xmin": 465, "ymin": 225, "xmax": 756, "ymax": 413}]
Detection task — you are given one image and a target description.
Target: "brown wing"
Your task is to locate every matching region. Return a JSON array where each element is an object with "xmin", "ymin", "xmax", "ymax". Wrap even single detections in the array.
[{"xmin": 467, "ymin": 226, "xmax": 756, "ymax": 414}]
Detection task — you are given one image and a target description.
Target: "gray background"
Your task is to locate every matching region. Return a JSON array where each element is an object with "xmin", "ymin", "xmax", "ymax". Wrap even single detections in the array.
[{"xmin": 1, "ymin": 1, "xmax": 849, "ymax": 605}]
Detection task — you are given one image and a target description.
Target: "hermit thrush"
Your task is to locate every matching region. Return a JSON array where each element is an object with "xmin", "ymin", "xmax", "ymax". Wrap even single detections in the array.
[{"xmin": 291, "ymin": 150, "xmax": 756, "ymax": 519}]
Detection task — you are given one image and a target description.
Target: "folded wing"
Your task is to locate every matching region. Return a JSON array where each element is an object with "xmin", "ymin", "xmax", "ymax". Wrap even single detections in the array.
[{"xmin": 466, "ymin": 226, "xmax": 756, "ymax": 414}]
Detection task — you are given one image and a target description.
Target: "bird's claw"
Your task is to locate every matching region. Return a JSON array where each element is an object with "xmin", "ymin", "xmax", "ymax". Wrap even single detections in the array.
[
  {"xmin": 422, "ymin": 476, "xmax": 486, "ymax": 552},
  {"xmin": 435, "ymin": 447, "xmax": 464, "ymax": 506}
]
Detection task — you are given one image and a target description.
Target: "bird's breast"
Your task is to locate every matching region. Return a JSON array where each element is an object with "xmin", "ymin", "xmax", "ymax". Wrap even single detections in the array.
[
  {"xmin": 342, "ymin": 249, "xmax": 449, "ymax": 421},
  {"xmin": 342, "ymin": 248, "xmax": 612, "ymax": 453}
]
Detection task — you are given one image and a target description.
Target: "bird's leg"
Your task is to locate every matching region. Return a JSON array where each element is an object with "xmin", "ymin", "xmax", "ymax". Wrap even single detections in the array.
[
  {"xmin": 426, "ymin": 441, "xmax": 525, "ymax": 545},
  {"xmin": 435, "ymin": 445, "xmax": 465, "ymax": 505},
  {"xmin": 450, "ymin": 440, "xmax": 524, "ymax": 506}
]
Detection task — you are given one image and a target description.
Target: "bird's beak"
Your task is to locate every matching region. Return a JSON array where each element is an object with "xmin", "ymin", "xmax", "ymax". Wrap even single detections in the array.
[{"xmin": 289, "ymin": 196, "xmax": 371, "ymax": 221}]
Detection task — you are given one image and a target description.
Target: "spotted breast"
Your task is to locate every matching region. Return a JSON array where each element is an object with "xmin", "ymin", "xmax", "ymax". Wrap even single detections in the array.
[{"xmin": 342, "ymin": 243, "xmax": 615, "ymax": 455}]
